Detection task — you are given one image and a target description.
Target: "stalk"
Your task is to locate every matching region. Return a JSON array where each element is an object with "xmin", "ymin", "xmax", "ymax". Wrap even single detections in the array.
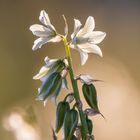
[{"xmin": 63, "ymin": 37, "xmax": 89, "ymax": 140}]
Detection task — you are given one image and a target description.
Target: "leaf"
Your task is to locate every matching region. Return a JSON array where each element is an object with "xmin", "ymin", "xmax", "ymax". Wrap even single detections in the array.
[
  {"xmin": 55, "ymin": 101, "xmax": 70, "ymax": 133},
  {"xmin": 86, "ymin": 117, "xmax": 93, "ymax": 135},
  {"xmin": 82, "ymin": 84, "xmax": 99, "ymax": 110},
  {"xmin": 64, "ymin": 109, "xmax": 78, "ymax": 140}
]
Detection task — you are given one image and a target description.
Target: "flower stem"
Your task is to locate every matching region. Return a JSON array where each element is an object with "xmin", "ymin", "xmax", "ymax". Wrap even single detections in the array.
[{"xmin": 63, "ymin": 37, "xmax": 89, "ymax": 140}]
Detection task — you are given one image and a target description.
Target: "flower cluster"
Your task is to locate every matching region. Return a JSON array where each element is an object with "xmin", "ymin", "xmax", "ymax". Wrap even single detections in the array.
[
  {"xmin": 30, "ymin": 10, "xmax": 106, "ymax": 65},
  {"xmin": 30, "ymin": 10, "xmax": 106, "ymax": 140}
]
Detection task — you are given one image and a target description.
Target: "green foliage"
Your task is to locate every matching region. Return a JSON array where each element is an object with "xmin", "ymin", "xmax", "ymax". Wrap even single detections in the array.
[
  {"xmin": 86, "ymin": 116, "xmax": 93, "ymax": 135},
  {"xmin": 31, "ymin": 10, "xmax": 106, "ymax": 140},
  {"xmin": 82, "ymin": 84, "xmax": 99, "ymax": 111},
  {"xmin": 55, "ymin": 101, "xmax": 70, "ymax": 133},
  {"xmin": 64, "ymin": 109, "xmax": 78, "ymax": 140}
]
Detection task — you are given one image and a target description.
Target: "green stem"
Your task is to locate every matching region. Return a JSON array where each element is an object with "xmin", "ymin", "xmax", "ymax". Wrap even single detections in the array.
[{"xmin": 63, "ymin": 37, "xmax": 89, "ymax": 140}]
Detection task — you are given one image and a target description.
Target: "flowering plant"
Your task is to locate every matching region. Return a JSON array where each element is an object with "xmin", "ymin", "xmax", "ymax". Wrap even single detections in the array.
[{"xmin": 30, "ymin": 10, "xmax": 106, "ymax": 140}]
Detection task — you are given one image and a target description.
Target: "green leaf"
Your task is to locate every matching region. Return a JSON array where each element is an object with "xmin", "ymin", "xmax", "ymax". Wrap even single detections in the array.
[
  {"xmin": 64, "ymin": 109, "xmax": 78, "ymax": 140},
  {"xmin": 55, "ymin": 101, "xmax": 70, "ymax": 133},
  {"xmin": 36, "ymin": 72, "xmax": 62, "ymax": 101},
  {"xmin": 86, "ymin": 117, "xmax": 93, "ymax": 135},
  {"xmin": 82, "ymin": 84, "xmax": 99, "ymax": 110}
]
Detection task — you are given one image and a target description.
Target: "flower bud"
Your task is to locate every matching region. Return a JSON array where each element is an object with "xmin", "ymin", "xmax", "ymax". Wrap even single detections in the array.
[
  {"xmin": 64, "ymin": 109, "xmax": 78, "ymax": 140},
  {"xmin": 85, "ymin": 108, "xmax": 105, "ymax": 120},
  {"xmin": 36, "ymin": 72, "xmax": 62, "ymax": 101},
  {"xmin": 55, "ymin": 101, "xmax": 70, "ymax": 133},
  {"xmin": 82, "ymin": 83, "xmax": 99, "ymax": 111},
  {"xmin": 66, "ymin": 93, "xmax": 74, "ymax": 103}
]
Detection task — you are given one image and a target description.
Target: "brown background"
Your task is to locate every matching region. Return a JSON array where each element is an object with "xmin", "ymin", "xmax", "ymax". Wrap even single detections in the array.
[{"xmin": 0, "ymin": 0, "xmax": 140, "ymax": 140}]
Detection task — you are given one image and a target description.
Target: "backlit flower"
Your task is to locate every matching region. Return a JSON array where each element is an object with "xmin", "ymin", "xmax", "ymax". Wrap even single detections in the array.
[
  {"xmin": 71, "ymin": 16, "xmax": 106, "ymax": 65},
  {"xmin": 29, "ymin": 10, "xmax": 61, "ymax": 51},
  {"xmin": 33, "ymin": 56, "xmax": 58, "ymax": 81}
]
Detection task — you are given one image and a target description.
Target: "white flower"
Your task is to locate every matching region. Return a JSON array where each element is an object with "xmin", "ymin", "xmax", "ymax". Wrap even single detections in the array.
[
  {"xmin": 29, "ymin": 10, "xmax": 61, "ymax": 51},
  {"xmin": 71, "ymin": 16, "xmax": 106, "ymax": 65},
  {"xmin": 33, "ymin": 56, "xmax": 58, "ymax": 81}
]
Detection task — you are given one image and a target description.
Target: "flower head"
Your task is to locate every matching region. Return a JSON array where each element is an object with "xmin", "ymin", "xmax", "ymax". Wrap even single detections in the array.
[
  {"xmin": 71, "ymin": 16, "xmax": 106, "ymax": 65},
  {"xmin": 33, "ymin": 56, "xmax": 58, "ymax": 81},
  {"xmin": 29, "ymin": 10, "xmax": 61, "ymax": 51}
]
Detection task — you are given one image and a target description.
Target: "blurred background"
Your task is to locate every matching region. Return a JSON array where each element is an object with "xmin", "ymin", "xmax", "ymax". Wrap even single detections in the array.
[{"xmin": 0, "ymin": 0, "xmax": 140, "ymax": 139}]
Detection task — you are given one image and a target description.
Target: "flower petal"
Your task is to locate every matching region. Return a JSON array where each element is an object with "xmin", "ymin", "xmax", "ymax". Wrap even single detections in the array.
[
  {"xmin": 78, "ymin": 43, "xmax": 103, "ymax": 57},
  {"xmin": 29, "ymin": 24, "xmax": 53, "ymax": 37},
  {"xmin": 71, "ymin": 19, "xmax": 82, "ymax": 38},
  {"xmin": 33, "ymin": 66, "xmax": 49, "ymax": 80},
  {"xmin": 39, "ymin": 10, "xmax": 51, "ymax": 25},
  {"xmin": 78, "ymin": 74, "xmax": 94, "ymax": 85},
  {"xmin": 39, "ymin": 10, "xmax": 55, "ymax": 31},
  {"xmin": 32, "ymin": 37, "xmax": 51, "ymax": 51},
  {"xmin": 44, "ymin": 56, "xmax": 57, "ymax": 66},
  {"xmin": 49, "ymin": 35, "xmax": 62, "ymax": 42},
  {"xmin": 89, "ymin": 31, "xmax": 106, "ymax": 44},
  {"xmin": 78, "ymin": 16, "xmax": 95, "ymax": 36},
  {"xmin": 79, "ymin": 50, "xmax": 88, "ymax": 65}
]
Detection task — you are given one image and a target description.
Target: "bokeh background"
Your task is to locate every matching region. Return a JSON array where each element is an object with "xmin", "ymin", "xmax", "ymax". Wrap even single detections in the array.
[{"xmin": 0, "ymin": 0, "xmax": 140, "ymax": 140}]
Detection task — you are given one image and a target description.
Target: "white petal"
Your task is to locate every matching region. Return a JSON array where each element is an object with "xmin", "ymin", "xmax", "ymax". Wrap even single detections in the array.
[
  {"xmin": 71, "ymin": 19, "xmax": 82, "ymax": 38},
  {"xmin": 79, "ymin": 74, "xmax": 94, "ymax": 85},
  {"xmin": 33, "ymin": 66, "xmax": 49, "ymax": 80},
  {"xmin": 78, "ymin": 16, "xmax": 95, "ymax": 36},
  {"xmin": 44, "ymin": 57, "xmax": 57, "ymax": 67},
  {"xmin": 51, "ymin": 96, "xmax": 57, "ymax": 106},
  {"xmin": 29, "ymin": 24, "xmax": 53, "ymax": 37},
  {"xmin": 69, "ymin": 44, "xmax": 76, "ymax": 49},
  {"xmin": 32, "ymin": 37, "xmax": 50, "ymax": 51},
  {"xmin": 78, "ymin": 43, "xmax": 103, "ymax": 57},
  {"xmin": 79, "ymin": 51, "xmax": 88, "ymax": 65},
  {"xmin": 89, "ymin": 31, "xmax": 106, "ymax": 44},
  {"xmin": 39, "ymin": 10, "xmax": 56, "ymax": 31},
  {"xmin": 44, "ymin": 56, "xmax": 50, "ymax": 63},
  {"xmin": 49, "ymin": 35, "xmax": 62, "ymax": 42},
  {"xmin": 39, "ymin": 10, "xmax": 51, "ymax": 25},
  {"xmin": 44, "ymin": 98, "xmax": 49, "ymax": 106}
]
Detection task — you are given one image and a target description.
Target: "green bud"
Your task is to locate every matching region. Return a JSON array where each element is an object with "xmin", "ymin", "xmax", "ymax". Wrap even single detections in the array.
[
  {"xmin": 64, "ymin": 109, "xmax": 78, "ymax": 140},
  {"xmin": 36, "ymin": 72, "xmax": 62, "ymax": 101},
  {"xmin": 86, "ymin": 117, "xmax": 93, "ymax": 135},
  {"xmin": 82, "ymin": 84, "xmax": 99, "ymax": 111},
  {"xmin": 55, "ymin": 101, "xmax": 70, "ymax": 133}
]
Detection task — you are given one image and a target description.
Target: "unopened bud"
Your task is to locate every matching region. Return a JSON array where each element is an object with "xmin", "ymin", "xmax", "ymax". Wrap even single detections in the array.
[{"xmin": 66, "ymin": 93, "xmax": 74, "ymax": 103}]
